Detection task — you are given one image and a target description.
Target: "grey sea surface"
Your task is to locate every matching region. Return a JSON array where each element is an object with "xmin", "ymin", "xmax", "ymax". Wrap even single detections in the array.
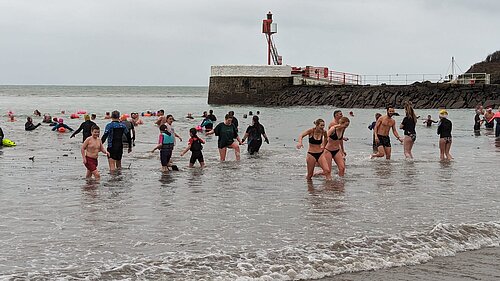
[{"xmin": 0, "ymin": 85, "xmax": 499, "ymax": 280}]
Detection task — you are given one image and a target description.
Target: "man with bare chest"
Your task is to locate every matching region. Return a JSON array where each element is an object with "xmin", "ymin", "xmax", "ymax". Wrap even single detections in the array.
[
  {"xmin": 81, "ymin": 125, "xmax": 109, "ymax": 180},
  {"xmin": 371, "ymin": 106, "xmax": 403, "ymax": 160}
]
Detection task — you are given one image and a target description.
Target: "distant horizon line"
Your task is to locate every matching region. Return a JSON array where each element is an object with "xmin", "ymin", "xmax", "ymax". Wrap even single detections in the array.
[{"xmin": 0, "ymin": 84, "xmax": 208, "ymax": 87}]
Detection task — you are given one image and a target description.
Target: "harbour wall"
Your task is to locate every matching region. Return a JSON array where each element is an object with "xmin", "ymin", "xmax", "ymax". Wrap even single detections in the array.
[{"xmin": 208, "ymin": 66, "xmax": 500, "ymax": 108}]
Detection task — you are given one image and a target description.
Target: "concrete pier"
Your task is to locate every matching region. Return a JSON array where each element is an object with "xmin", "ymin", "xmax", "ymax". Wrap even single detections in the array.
[{"xmin": 208, "ymin": 65, "xmax": 500, "ymax": 108}]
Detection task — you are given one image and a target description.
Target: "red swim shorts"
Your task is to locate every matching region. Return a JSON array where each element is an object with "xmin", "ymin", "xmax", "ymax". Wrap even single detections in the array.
[{"xmin": 84, "ymin": 156, "xmax": 98, "ymax": 172}]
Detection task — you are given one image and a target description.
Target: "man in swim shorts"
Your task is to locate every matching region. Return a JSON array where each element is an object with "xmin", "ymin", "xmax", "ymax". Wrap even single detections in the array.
[
  {"xmin": 81, "ymin": 125, "xmax": 109, "ymax": 180},
  {"xmin": 101, "ymin": 110, "xmax": 132, "ymax": 172},
  {"xmin": 371, "ymin": 106, "xmax": 403, "ymax": 160}
]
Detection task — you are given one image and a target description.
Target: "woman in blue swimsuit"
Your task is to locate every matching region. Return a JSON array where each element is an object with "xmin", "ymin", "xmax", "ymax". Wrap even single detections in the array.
[{"xmin": 296, "ymin": 119, "xmax": 329, "ymax": 180}]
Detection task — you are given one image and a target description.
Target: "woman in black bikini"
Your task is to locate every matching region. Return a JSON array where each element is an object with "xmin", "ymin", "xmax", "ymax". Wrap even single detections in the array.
[
  {"xmin": 323, "ymin": 117, "xmax": 350, "ymax": 178},
  {"xmin": 296, "ymin": 119, "xmax": 329, "ymax": 180}
]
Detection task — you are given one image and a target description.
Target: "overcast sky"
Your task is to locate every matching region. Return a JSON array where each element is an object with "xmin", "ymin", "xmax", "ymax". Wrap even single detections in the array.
[{"xmin": 1, "ymin": 0, "xmax": 499, "ymax": 86}]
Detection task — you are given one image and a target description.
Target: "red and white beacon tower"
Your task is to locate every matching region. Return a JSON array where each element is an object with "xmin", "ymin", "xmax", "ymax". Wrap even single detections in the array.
[{"xmin": 262, "ymin": 12, "xmax": 282, "ymax": 65}]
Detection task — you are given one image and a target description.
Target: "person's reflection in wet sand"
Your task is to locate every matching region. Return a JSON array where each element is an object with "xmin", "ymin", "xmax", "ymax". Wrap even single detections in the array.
[{"xmin": 159, "ymin": 172, "xmax": 176, "ymax": 187}]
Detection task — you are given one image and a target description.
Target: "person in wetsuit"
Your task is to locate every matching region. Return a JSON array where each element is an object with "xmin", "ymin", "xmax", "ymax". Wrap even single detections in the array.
[
  {"xmin": 296, "ymin": 119, "xmax": 329, "ymax": 180},
  {"xmin": 323, "ymin": 117, "xmax": 350, "ymax": 179},
  {"xmin": 200, "ymin": 116, "xmax": 214, "ymax": 132},
  {"xmin": 207, "ymin": 109, "xmax": 217, "ymax": 122},
  {"xmin": 474, "ymin": 110, "xmax": 483, "ymax": 135},
  {"xmin": 70, "ymin": 114, "xmax": 96, "ymax": 142},
  {"xmin": 0, "ymin": 125, "xmax": 4, "ymax": 146},
  {"xmin": 51, "ymin": 118, "xmax": 74, "ymax": 132},
  {"xmin": 423, "ymin": 115, "xmax": 438, "ymax": 127},
  {"xmin": 437, "ymin": 109, "xmax": 453, "ymax": 161},
  {"xmin": 228, "ymin": 111, "xmax": 239, "ymax": 132},
  {"xmin": 400, "ymin": 102, "xmax": 417, "ymax": 159},
  {"xmin": 101, "ymin": 110, "xmax": 132, "ymax": 172},
  {"xmin": 25, "ymin": 117, "xmax": 41, "ymax": 131},
  {"xmin": 241, "ymin": 115, "xmax": 269, "ymax": 155},
  {"xmin": 368, "ymin": 113, "xmax": 382, "ymax": 152}
]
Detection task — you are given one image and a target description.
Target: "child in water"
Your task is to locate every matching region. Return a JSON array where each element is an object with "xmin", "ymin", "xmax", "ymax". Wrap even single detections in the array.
[
  {"xmin": 180, "ymin": 128, "xmax": 205, "ymax": 168},
  {"xmin": 81, "ymin": 125, "xmax": 109, "ymax": 180},
  {"xmin": 152, "ymin": 124, "xmax": 175, "ymax": 172}
]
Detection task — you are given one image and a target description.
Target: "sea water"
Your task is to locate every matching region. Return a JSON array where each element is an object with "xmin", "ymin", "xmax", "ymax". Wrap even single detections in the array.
[{"xmin": 0, "ymin": 85, "xmax": 499, "ymax": 280}]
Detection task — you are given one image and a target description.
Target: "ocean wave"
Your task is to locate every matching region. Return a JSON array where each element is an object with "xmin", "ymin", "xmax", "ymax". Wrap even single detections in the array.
[{"xmin": 3, "ymin": 221, "xmax": 500, "ymax": 280}]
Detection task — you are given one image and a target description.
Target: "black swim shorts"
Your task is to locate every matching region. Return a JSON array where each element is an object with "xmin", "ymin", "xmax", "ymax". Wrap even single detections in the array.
[
  {"xmin": 189, "ymin": 151, "xmax": 204, "ymax": 164},
  {"xmin": 377, "ymin": 135, "xmax": 391, "ymax": 147},
  {"xmin": 107, "ymin": 146, "xmax": 123, "ymax": 161}
]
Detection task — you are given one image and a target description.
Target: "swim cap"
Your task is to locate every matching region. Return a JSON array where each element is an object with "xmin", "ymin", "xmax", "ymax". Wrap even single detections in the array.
[
  {"xmin": 439, "ymin": 109, "xmax": 448, "ymax": 116},
  {"xmin": 58, "ymin": 118, "xmax": 64, "ymax": 123},
  {"xmin": 120, "ymin": 114, "xmax": 127, "ymax": 121}
]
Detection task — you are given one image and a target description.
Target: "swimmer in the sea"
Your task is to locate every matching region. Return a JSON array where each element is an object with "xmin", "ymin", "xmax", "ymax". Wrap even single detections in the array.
[
  {"xmin": 241, "ymin": 115, "xmax": 269, "ymax": 155},
  {"xmin": 323, "ymin": 117, "xmax": 350, "ymax": 178},
  {"xmin": 180, "ymin": 128, "xmax": 206, "ymax": 168},
  {"xmin": 368, "ymin": 113, "xmax": 382, "ymax": 152},
  {"xmin": 400, "ymin": 102, "xmax": 417, "ymax": 159},
  {"xmin": 152, "ymin": 124, "xmax": 175, "ymax": 172},
  {"xmin": 51, "ymin": 118, "xmax": 74, "ymax": 132},
  {"xmin": 206, "ymin": 114, "xmax": 242, "ymax": 161},
  {"xmin": 437, "ymin": 109, "xmax": 453, "ymax": 160},
  {"xmin": 25, "ymin": 117, "xmax": 41, "ymax": 131},
  {"xmin": 371, "ymin": 106, "xmax": 403, "ymax": 160},
  {"xmin": 81, "ymin": 125, "xmax": 109, "ymax": 180},
  {"xmin": 70, "ymin": 114, "xmax": 96, "ymax": 142},
  {"xmin": 296, "ymin": 118, "xmax": 329, "ymax": 180},
  {"xmin": 101, "ymin": 111, "xmax": 132, "ymax": 172},
  {"xmin": 423, "ymin": 115, "xmax": 438, "ymax": 127}
]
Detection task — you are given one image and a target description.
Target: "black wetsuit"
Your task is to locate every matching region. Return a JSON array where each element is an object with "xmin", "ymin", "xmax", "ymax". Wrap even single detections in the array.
[
  {"xmin": 437, "ymin": 118, "xmax": 452, "ymax": 141},
  {"xmin": 401, "ymin": 117, "xmax": 417, "ymax": 141},
  {"xmin": 71, "ymin": 120, "xmax": 96, "ymax": 142},
  {"xmin": 474, "ymin": 113, "xmax": 481, "ymax": 131},
  {"xmin": 207, "ymin": 114, "xmax": 217, "ymax": 122},
  {"xmin": 231, "ymin": 116, "xmax": 239, "ymax": 132},
  {"xmin": 0, "ymin": 126, "xmax": 4, "ymax": 145},
  {"xmin": 25, "ymin": 121, "xmax": 41, "ymax": 131},
  {"xmin": 101, "ymin": 121, "xmax": 131, "ymax": 161},
  {"xmin": 246, "ymin": 123, "xmax": 266, "ymax": 155}
]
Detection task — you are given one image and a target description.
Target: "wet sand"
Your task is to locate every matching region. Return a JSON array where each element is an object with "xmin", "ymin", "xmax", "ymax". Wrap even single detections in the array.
[{"xmin": 326, "ymin": 246, "xmax": 500, "ymax": 281}]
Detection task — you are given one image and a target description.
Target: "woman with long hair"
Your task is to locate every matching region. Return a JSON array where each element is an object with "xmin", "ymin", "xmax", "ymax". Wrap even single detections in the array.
[
  {"xmin": 400, "ymin": 102, "xmax": 417, "ymax": 159},
  {"xmin": 323, "ymin": 117, "xmax": 350, "ymax": 178},
  {"xmin": 241, "ymin": 115, "xmax": 269, "ymax": 155},
  {"xmin": 296, "ymin": 119, "xmax": 329, "ymax": 180}
]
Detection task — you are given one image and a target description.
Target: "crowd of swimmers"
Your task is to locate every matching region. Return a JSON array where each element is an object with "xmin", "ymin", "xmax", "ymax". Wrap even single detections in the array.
[
  {"xmin": 1, "ymin": 105, "xmax": 500, "ymax": 181},
  {"xmin": 297, "ymin": 103, "xmax": 500, "ymax": 181}
]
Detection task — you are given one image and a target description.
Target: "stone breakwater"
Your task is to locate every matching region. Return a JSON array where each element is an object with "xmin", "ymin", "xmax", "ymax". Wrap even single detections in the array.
[
  {"xmin": 263, "ymin": 83, "xmax": 500, "ymax": 108},
  {"xmin": 209, "ymin": 77, "xmax": 500, "ymax": 108}
]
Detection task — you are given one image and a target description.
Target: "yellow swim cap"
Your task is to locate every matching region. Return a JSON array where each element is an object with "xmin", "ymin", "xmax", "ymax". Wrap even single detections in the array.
[{"xmin": 439, "ymin": 109, "xmax": 448, "ymax": 115}]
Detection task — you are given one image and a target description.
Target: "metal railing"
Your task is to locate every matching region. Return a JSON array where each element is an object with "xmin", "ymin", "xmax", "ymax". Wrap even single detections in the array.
[
  {"xmin": 328, "ymin": 71, "xmax": 362, "ymax": 85},
  {"xmin": 361, "ymin": 74, "xmax": 443, "ymax": 85},
  {"xmin": 455, "ymin": 73, "xmax": 490, "ymax": 85}
]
